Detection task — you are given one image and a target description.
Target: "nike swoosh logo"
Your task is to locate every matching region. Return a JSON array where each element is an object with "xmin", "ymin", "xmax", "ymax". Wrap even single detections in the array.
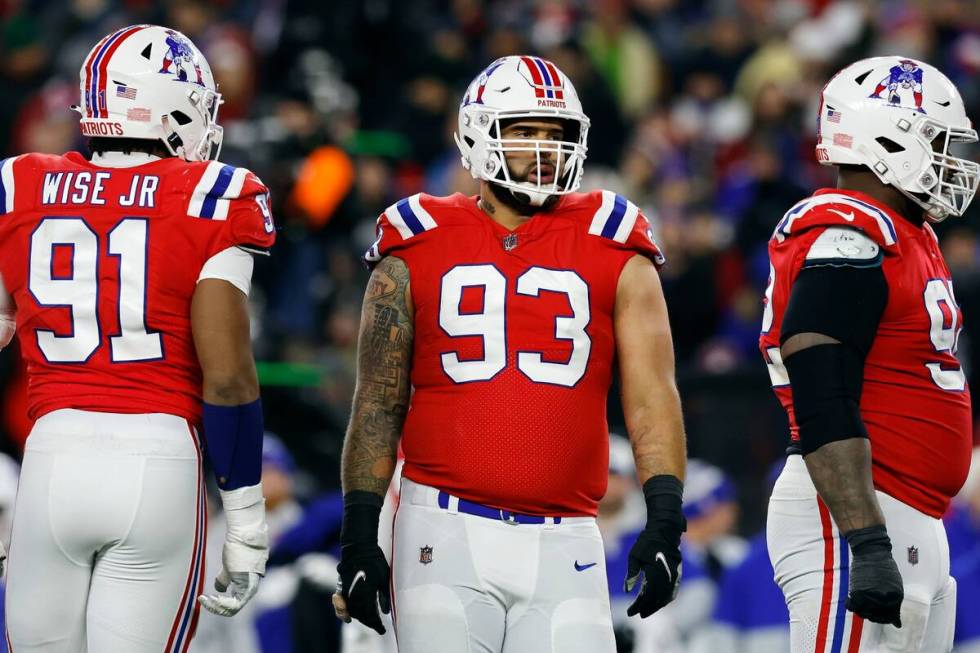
[
  {"xmin": 348, "ymin": 570, "xmax": 367, "ymax": 596},
  {"xmin": 656, "ymin": 552, "xmax": 673, "ymax": 583},
  {"xmin": 574, "ymin": 561, "xmax": 597, "ymax": 572},
  {"xmin": 827, "ymin": 208, "xmax": 855, "ymax": 221}
]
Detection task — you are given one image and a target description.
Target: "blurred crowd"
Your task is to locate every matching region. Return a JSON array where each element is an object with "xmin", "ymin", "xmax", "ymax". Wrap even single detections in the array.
[{"xmin": 1, "ymin": 0, "xmax": 980, "ymax": 650}]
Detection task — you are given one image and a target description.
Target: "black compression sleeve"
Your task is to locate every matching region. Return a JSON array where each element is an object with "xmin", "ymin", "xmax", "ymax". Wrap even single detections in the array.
[
  {"xmin": 780, "ymin": 264, "xmax": 888, "ymax": 355},
  {"xmin": 641, "ymin": 475, "xmax": 686, "ymax": 540},
  {"xmin": 780, "ymin": 262, "xmax": 888, "ymax": 454},
  {"xmin": 784, "ymin": 344, "xmax": 868, "ymax": 454},
  {"xmin": 341, "ymin": 491, "xmax": 383, "ymax": 545}
]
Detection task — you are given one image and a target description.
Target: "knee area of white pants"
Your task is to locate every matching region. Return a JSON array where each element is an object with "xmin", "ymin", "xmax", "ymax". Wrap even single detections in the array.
[
  {"xmin": 939, "ymin": 576, "xmax": 956, "ymax": 603},
  {"xmin": 549, "ymin": 598, "xmax": 614, "ymax": 652},
  {"xmin": 396, "ymin": 584, "xmax": 469, "ymax": 648},
  {"xmin": 871, "ymin": 597, "xmax": 929, "ymax": 652},
  {"xmin": 787, "ymin": 600, "xmax": 823, "ymax": 649}
]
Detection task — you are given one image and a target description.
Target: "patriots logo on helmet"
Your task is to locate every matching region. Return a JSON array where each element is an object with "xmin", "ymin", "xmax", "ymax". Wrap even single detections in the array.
[
  {"xmin": 160, "ymin": 30, "xmax": 204, "ymax": 85},
  {"xmin": 463, "ymin": 59, "xmax": 506, "ymax": 107},
  {"xmin": 868, "ymin": 59, "xmax": 926, "ymax": 114}
]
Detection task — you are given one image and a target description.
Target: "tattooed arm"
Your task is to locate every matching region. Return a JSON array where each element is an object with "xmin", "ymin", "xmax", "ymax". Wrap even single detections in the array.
[
  {"xmin": 341, "ymin": 255, "xmax": 414, "ymax": 498},
  {"xmin": 334, "ymin": 255, "xmax": 413, "ymax": 634}
]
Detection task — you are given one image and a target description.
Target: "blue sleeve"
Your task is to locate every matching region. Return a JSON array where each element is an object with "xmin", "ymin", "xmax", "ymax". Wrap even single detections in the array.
[{"xmin": 202, "ymin": 399, "xmax": 264, "ymax": 491}]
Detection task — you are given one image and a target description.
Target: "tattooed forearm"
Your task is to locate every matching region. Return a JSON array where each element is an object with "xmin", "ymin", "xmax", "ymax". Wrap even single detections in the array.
[
  {"xmin": 804, "ymin": 438, "xmax": 885, "ymax": 533},
  {"xmin": 341, "ymin": 256, "xmax": 414, "ymax": 497}
]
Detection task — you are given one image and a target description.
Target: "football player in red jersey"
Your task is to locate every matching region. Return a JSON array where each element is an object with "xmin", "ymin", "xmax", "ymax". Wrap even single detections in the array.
[
  {"xmin": 762, "ymin": 56, "xmax": 979, "ymax": 652},
  {"xmin": 0, "ymin": 26, "xmax": 275, "ymax": 651},
  {"xmin": 331, "ymin": 56, "xmax": 687, "ymax": 652}
]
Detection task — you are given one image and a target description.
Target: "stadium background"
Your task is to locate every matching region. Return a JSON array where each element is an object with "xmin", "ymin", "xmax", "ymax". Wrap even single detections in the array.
[{"xmin": 0, "ymin": 0, "xmax": 979, "ymax": 651}]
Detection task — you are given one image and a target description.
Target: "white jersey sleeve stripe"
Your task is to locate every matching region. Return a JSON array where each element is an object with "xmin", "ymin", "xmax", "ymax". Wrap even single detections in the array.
[
  {"xmin": 385, "ymin": 203, "xmax": 415, "ymax": 240},
  {"xmin": 0, "ymin": 157, "xmax": 18, "ymax": 214},
  {"xmin": 210, "ymin": 167, "xmax": 249, "ymax": 221},
  {"xmin": 408, "ymin": 194, "xmax": 437, "ymax": 231},
  {"xmin": 384, "ymin": 195, "xmax": 438, "ymax": 240},
  {"xmin": 187, "ymin": 161, "xmax": 225, "ymax": 218},
  {"xmin": 588, "ymin": 190, "xmax": 616, "ymax": 236},
  {"xmin": 611, "ymin": 199, "xmax": 640, "ymax": 243}
]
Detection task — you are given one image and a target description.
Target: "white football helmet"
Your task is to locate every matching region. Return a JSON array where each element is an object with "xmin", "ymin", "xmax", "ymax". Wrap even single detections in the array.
[
  {"xmin": 72, "ymin": 25, "xmax": 223, "ymax": 162},
  {"xmin": 817, "ymin": 56, "xmax": 978, "ymax": 222},
  {"xmin": 455, "ymin": 56, "xmax": 590, "ymax": 206}
]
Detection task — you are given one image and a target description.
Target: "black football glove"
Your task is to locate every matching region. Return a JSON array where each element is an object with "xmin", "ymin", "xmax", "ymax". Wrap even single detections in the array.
[
  {"xmin": 844, "ymin": 525, "xmax": 903, "ymax": 628},
  {"xmin": 624, "ymin": 475, "xmax": 686, "ymax": 618},
  {"xmin": 335, "ymin": 492, "xmax": 391, "ymax": 635}
]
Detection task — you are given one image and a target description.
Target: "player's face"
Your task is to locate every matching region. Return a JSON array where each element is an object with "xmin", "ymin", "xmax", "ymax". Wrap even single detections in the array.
[{"xmin": 499, "ymin": 119, "xmax": 565, "ymax": 185}]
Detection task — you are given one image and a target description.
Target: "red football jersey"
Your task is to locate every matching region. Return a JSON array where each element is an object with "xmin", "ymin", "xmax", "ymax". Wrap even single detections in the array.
[
  {"xmin": 0, "ymin": 152, "xmax": 275, "ymax": 426},
  {"xmin": 367, "ymin": 191, "xmax": 664, "ymax": 516},
  {"xmin": 760, "ymin": 188, "xmax": 972, "ymax": 518}
]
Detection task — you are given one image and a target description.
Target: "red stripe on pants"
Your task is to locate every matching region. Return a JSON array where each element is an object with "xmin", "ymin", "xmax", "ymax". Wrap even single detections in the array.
[
  {"xmin": 815, "ymin": 498, "xmax": 835, "ymax": 653},
  {"xmin": 848, "ymin": 615, "xmax": 864, "ymax": 652},
  {"xmin": 94, "ymin": 26, "xmax": 145, "ymax": 117},
  {"xmin": 180, "ymin": 470, "xmax": 207, "ymax": 653},
  {"xmin": 165, "ymin": 425, "xmax": 204, "ymax": 651}
]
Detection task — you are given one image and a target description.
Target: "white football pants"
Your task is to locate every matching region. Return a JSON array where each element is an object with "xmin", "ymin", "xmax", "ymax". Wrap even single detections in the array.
[
  {"xmin": 6, "ymin": 409, "xmax": 206, "ymax": 653},
  {"xmin": 767, "ymin": 455, "xmax": 956, "ymax": 653},
  {"xmin": 392, "ymin": 478, "xmax": 616, "ymax": 653}
]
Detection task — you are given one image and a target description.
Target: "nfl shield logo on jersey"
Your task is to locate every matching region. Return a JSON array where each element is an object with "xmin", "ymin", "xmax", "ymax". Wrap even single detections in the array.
[
  {"xmin": 908, "ymin": 545, "xmax": 919, "ymax": 566},
  {"xmin": 420, "ymin": 545, "xmax": 433, "ymax": 565},
  {"xmin": 503, "ymin": 234, "xmax": 518, "ymax": 251}
]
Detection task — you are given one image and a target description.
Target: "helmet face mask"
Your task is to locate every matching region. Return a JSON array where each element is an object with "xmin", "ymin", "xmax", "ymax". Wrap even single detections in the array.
[
  {"xmin": 456, "ymin": 56, "xmax": 590, "ymax": 207},
  {"xmin": 73, "ymin": 25, "xmax": 223, "ymax": 162},
  {"xmin": 817, "ymin": 56, "xmax": 979, "ymax": 222}
]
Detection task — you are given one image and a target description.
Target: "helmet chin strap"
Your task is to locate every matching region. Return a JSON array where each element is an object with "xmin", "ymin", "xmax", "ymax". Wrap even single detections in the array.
[{"xmin": 487, "ymin": 179, "xmax": 559, "ymax": 214}]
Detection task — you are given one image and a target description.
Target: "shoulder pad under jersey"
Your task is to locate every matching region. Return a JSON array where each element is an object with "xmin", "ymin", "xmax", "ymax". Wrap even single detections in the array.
[
  {"xmin": 364, "ymin": 193, "xmax": 440, "ymax": 266},
  {"xmin": 771, "ymin": 193, "xmax": 900, "ymax": 253},
  {"xmin": 187, "ymin": 161, "xmax": 276, "ymax": 255},
  {"xmin": 803, "ymin": 226, "xmax": 882, "ymax": 268},
  {"xmin": 584, "ymin": 190, "xmax": 666, "ymax": 267}
]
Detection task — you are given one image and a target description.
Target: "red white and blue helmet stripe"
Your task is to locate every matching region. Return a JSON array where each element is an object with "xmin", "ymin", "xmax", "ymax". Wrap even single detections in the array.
[
  {"xmin": 520, "ymin": 56, "xmax": 565, "ymax": 100},
  {"xmin": 82, "ymin": 25, "xmax": 148, "ymax": 118}
]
